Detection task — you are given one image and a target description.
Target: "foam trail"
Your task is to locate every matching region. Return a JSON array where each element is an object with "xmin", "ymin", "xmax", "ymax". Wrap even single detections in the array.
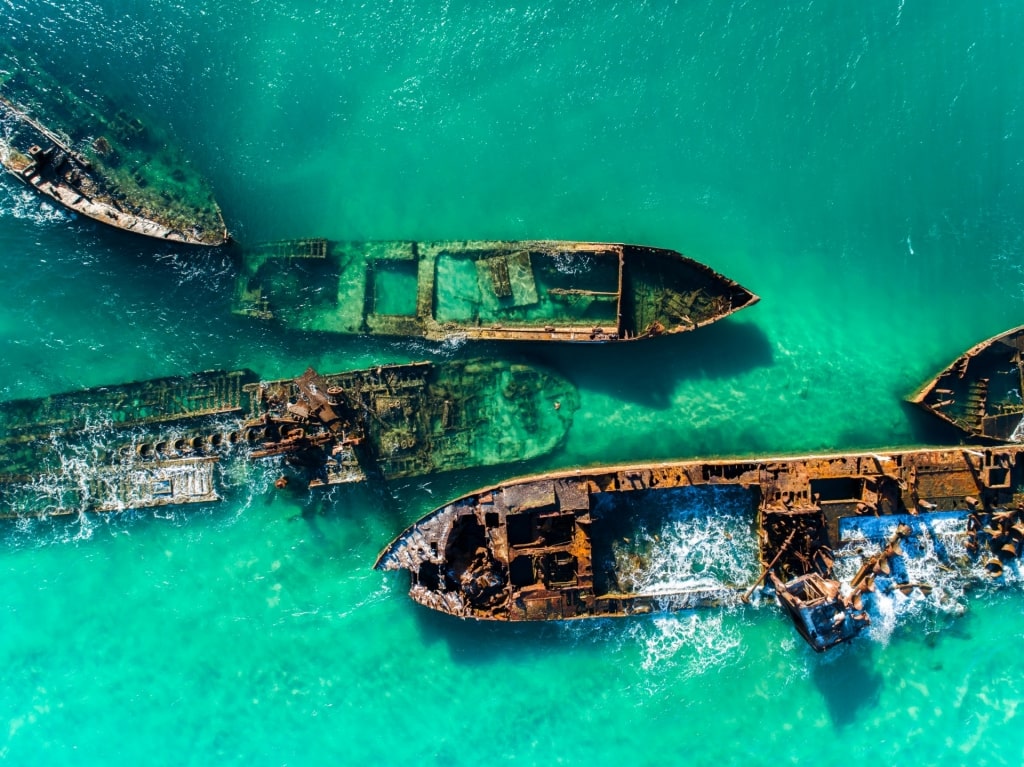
[{"xmin": 835, "ymin": 514, "xmax": 1023, "ymax": 646}]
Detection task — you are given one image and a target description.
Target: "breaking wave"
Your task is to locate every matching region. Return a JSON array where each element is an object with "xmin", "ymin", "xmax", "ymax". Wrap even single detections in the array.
[
  {"xmin": 0, "ymin": 183, "xmax": 70, "ymax": 227},
  {"xmin": 834, "ymin": 514, "xmax": 1024, "ymax": 647},
  {"xmin": 631, "ymin": 611, "xmax": 745, "ymax": 677},
  {"xmin": 599, "ymin": 485, "xmax": 760, "ymax": 597},
  {"xmin": 614, "ymin": 512, "xmax": 759, "ymax": 596},
  {"xmin": 0, "ymin": 412, "xmax": 266, "ymax": 544}
]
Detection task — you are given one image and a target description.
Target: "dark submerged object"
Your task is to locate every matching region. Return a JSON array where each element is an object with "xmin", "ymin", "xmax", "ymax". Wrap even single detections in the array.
[
  {"xmin": 377, "ymin": 447, "xmax": 1024, "ymax": 652},
  {"xmin": 0, "ymin": 49, "xmax": 228, "ymax": 245},
  {"xmin": 0, "ymin": 360, "xmax": 577, "ymax": 517},
  {"xmin": 911, "ymin": 325, "xmax": 1024, "ymax": 442},
  {"xmin": 232, "ymin": 239, "xmax": 758, "ymax": 342}
]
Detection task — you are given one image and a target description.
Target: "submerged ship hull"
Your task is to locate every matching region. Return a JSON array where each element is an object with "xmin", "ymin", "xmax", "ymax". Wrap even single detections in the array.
[
  {"xmin": 377, "ymin": 447, "xmax": 1024, "ymax": 650},
  {"xmin": 0, "ymin": 50, "xmax": 227, "ymax": 246},
  {"xmin": 232, "ymin": 239, "xmax": 758, "ymax": 342},
  {"xmin": 0, "ymin": 359, "xmax": 577, "ymax": 517},
  {"xmin": 911, "ymin": 325, "xmax": 1024, "ymax": 442}
]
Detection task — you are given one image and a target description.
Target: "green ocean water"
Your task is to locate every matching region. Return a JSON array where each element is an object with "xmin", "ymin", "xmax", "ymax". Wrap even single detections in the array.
[{"xmin": 2, "ymin": 0, "xmax": 1024, "ymax": 764}]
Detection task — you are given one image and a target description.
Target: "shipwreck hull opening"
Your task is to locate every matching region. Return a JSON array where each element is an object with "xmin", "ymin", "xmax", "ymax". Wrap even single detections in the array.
[
  {"xmin": 620, "ymin": 246, "xmax": 754, "ymax": 336},
  {"xmin": 432, "ymin": 246, "xmax": 622, "ymax": 329},
  {"xmin": 588, "ymin": 484, "xmax": 761, "ymax": 599}
]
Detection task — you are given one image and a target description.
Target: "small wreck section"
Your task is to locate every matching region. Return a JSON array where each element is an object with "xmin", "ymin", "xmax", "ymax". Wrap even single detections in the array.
[
  {"xmin": 232, "ymin": 239, "xmax": 758, "ymax": 343},
  {"xmin": 377, "ymin": 447, "xmax": 1024, "ymax": 652},
  {"xmin": 911, "ymin": 325, "xmax": 1024, "ymax": 441},
  {"xmin": 240, "ymin": 359, "xmax": 578, "ymax": 487},
  {"xmin": 0, "ymin": 49, "xmax": 228, "ymax": 246},
  {"xmin": 0, "ymin": 360, "xmax": 577, "ymax": 517}
]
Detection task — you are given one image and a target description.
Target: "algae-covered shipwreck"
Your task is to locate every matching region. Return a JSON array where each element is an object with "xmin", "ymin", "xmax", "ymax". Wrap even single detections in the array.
[
  {"xmin": 0, "ymin": 359, "xmax": 576, "ymax": 517},
  {"xmin": 0, "ymin": 49, "xmax": 228, "ymax": 245},
  {"xmin": 232, "ymin": 239, "xmax": 758, "ymax": 342},
  {"xmin": 911, "ymin": 325, "xmax": 1024, "ymax": 442},
  {"xmin": 377, "ymin": 446, "xmax": 1024, "ymax": 651}
]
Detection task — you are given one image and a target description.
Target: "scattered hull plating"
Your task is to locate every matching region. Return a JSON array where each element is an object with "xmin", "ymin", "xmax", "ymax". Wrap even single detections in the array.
[
  {"xmin": 0, "ymin": 50, "xmax": 228, "ymax": 246},
  {"xmin": 0, "ymin": 360, "xmax": 577, "ymax": 517},
  {"xmin": 232, "ymin": 239, "xmax": 758, "ymax": 343},
  {"xmin": 911, "ymin": 325, "xmax": 1024, "ymax": 442},
  {"xmin": 377, "ymin": 447, "xmax": 1024, "ymax": 651}
]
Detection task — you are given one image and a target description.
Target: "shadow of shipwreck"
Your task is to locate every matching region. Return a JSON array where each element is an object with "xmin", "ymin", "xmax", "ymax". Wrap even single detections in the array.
[
  {"xmin": 811, "ymin": 646, "xmax": 884, "ymax": 729},
  {"xmin": 522, "ymin": 319, "xmax": 775, "ymax": 409}
]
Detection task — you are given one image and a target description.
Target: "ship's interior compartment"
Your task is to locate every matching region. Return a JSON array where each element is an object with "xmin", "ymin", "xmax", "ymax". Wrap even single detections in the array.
[
  {"xmin": 921, "ymin": 333, "xmax": 1024, "ymax": 439},
  {"xmin": 508, "ymin": 552, "xmax": 579, "ymax": 589},
  {"xmin": 234, "ymin": 239, "xmax": 344, "ymax": 328},
  {"xmin": 412, "ymin": 512, "xmax": 507, "ymax": 610},
  {"xmin": 502, "ymin": 509, "xmax": 581, "ymax": 592},
  {"xmin": 618, "ymin": 245, "xmax": 756, "ymax": 337},
  {"xmin": 506, "ymin": 510, "xmax": 575, "ymax": 548},
  {"xmin": 370, "ymin": 258, "xmax": 418, "ymax": 316},
  {"xmin": 759, "ymin": 508, "xmax": 831, "ymax": 580},
  {"xmin": 432, "ymin": 246, "xmax": 621, "ymax": 327},
  {"xmin": 588, "ymin": 484, "xmax": 759, "ymax": 596}
]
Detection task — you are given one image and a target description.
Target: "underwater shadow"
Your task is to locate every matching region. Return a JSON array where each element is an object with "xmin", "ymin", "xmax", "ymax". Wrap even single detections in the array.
[
  {"xmin": 811, "ymin": 644, "xmax": 884, "ymax": 729},
  {"xmin": 404, "ymin": 598, "xmax": 622, "ymax": 665},
  {"xmin": 899, "ymin": 399, "xmax": 986, "ymax": 447},
  {"xmin": 517, "ymin": 319, "xmax": 774, "ymax": 409}
]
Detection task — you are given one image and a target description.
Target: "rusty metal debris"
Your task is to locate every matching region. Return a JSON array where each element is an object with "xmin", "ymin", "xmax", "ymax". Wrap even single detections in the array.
[
  {"xmin": 376, "ymin": 446, "xmax": 1024, "ymax": 651},
  {"xmin": 911, "ymin": 324, "xmax": 1024, "ymax": 442},
  {"xmin": 232, "ymin": 239, "xmax": 758, "ymax": 342},
  {"xmin": 0, "ymin": 47, "xmax": 228, "ymax": 245},
  {"xmin": 0, "ymin": 360, "xmax": 577, "ymax": 517}
]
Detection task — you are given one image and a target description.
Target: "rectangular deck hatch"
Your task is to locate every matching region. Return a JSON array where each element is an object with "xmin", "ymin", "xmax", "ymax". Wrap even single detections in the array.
[{"xmin": 477, "ymin": 251, "xmax": 538, "ymax": 307}]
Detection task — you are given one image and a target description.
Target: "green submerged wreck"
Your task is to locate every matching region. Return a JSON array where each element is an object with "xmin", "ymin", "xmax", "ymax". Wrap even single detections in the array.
[
  {"xmin": 0, "ymin": 359, "xmax": 576, "ymax": 517},
  {"xmin": 232, "ymin": 239, "xmax": 758, "ymax": 343},
  {"xmin": 0, "ymin": 47, "xmax": 228, "ymax": 246}
]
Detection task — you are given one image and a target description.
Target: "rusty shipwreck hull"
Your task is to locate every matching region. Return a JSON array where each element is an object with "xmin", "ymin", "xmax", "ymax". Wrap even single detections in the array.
[
  {"xmin": 0, "ymin": 359, "xmax": 577, "ymax": 518},
  {"xmin": 911, "ymin": 325, "xmax": 1024, "ymax": 442},
  {"xmin": 0, "ymin": 47, "xmax": 228, "ymax": 246},
  {"xmin": 377, "ymin": 446, "xmax": 1024, "ymax": 651},
  {"xmin": 232, "ymin": 239, "xmax": 758, "ymax": 343}
]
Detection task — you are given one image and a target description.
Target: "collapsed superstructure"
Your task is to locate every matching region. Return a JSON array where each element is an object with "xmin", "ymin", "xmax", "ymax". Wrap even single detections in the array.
[
  {"xmin": 0, "ymin": 360, "xmax": 577, "ymax": 517},
  {"xmin": 232, "ymin": 239, "xmax": 758, "ymax": 343},
  {"xmin": 377, "ymin": 446, "xmax": 1024, "ymax": 651},
  {"xmin": 0, "ymin": 48, "xmax": 228, "ymax": 245}
]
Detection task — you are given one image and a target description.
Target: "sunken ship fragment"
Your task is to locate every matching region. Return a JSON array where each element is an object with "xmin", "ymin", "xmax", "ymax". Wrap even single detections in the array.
[
  {"xmin": 232, "ymin": 239, "xmax": 758, "ymax": 342},
  {"xmin": 0, "ymin": 359, "xmax": 576, "ymax": 517},
  {"xmin": 911, "ymin": 325, "xmax": 1024, "ymax": 442},
  {"xmin": 377, "ymin": 447, "xmax": 1024, "ymax": 652},
  {"xmin": 0, "ymin": 49, "xmax": 228, "ymax": 246}
]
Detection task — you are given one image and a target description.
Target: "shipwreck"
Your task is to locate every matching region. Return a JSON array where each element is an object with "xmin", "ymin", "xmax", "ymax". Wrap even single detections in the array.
[
  {"xmin": 0, "ymin": 359, "xmax": 576, "ymax": 517},
  {"xmin": 232, "ymin": 239, "xmax": 758, "ymax": 343},
  {"xmin": 376, "ymin": 446, "xmax": 1024, "ymax": 652},
  {"xmin": 0, "ymin": 48, "xmax": 228, "ymax": 246},
  {"xmin": 911, "ymin": 325, "xmax": 1024, "ymax": 442}
]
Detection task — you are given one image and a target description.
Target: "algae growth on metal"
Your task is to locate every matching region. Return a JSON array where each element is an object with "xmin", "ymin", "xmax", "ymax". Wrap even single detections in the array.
[
  {"xmin": 0, "ymin": 46, "xmax": 227, "ymax": 245},
  {"xmin": 911, "ymin": 325, "xmax": 1024, "ymax": 442},
  {"xmin": 377, "ymin": 446, "xmax": 1024, "ymax": 652},
  {"xmin": 0, "ymin": 359, "xmax": 576, "ymax": 517},
  {"xmin": 232, "ymin": 239, "xmax": 758, "ymax": 342}
]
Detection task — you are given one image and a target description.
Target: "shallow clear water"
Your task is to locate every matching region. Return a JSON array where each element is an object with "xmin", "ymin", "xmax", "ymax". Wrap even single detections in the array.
[{"xmin": 2, "ymin": 1, "xmax": 1024, "ymax": 764}]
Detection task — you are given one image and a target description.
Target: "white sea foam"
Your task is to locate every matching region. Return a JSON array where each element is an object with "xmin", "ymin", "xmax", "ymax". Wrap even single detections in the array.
[
  {"xmin": 607, "ymin": 487, "xmax": 759, "ymax": 597},
  {"xmin": 0, "ymin": 184, "xmax": 70, "ymax": 226},
  {"xmin": 632, "ymin": 611, "xmax": 745, "ymax": 676},
  {"xmin": 834, "ymin": 514, "xmax": 1023, "ymax": 646},
  {"xmin": 154, "ymin": 249, "xmax": 236, "ymax": 286},
  {"xmin": 615, "ymin": 513, "xmax": 758, "ymax": 596},
  {"xmin": 552, "ymin": 250, "xmax": 595, "ymax": 275}
]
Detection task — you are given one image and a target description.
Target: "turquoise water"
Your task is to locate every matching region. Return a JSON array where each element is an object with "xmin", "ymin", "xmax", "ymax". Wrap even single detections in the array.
[{"xmin": 2, "ymin": 1, "xmax": 1024, "ymax": 764}]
